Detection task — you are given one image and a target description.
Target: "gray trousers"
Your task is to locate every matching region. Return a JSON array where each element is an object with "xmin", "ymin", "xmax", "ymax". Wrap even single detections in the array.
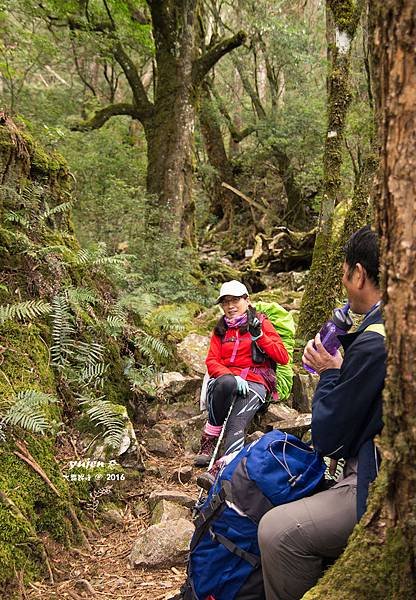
[{"xmin": 258, "ymin": 483, "xmax": 357, "ymax": 600}]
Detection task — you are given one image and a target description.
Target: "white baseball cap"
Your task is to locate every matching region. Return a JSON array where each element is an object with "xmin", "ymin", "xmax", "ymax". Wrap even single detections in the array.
[{"xmin": 215, "ymin": 280, "xmax": 249, "ymax": 304}]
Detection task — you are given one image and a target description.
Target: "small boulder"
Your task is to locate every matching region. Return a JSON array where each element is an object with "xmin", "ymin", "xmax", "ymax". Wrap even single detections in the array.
[
  {"xmin": 259, "ymin": 403, "xmax": 299, "ymax": 429},
  {"xmin": 129, "ymin": 518, "xmax": 194, "ymax": 568},
  {"xmin": 177, "ymin": 334, "xmax": 210, "ymax": 376},
  {"xmin": 161, "ymin": 401, "xmax": 201, "ymax": 421},
  {"xmin": 87, "ymin": 405, "xmax": 138, "ymax": 462},
  {"xmin": 171, "ymin": 413, "xmax": 206, "ymax": 452},
  {"xmin": 171, "ymin": 465, "xmax": 193, "ymax": 484},
  {"xmin": 155, "ymin": 372, "xmax": 202, "ymax": 403},
  {"xmin": 100, "ymin": 503, "xmax": 125, "ymax": 526},
  {"xmin": 133, "ymin": 500, "xmax": 148, "ymax": 518},
  {"xmin": 150, "ymin": 499, "xmax": 190, "ymax": 525},
  {"xmin": 146, "ymin": 437, "xmax": 176, "ymax": 458},
  {"xmin": 148, "ymin": 490, "xmax": 196, "ymax": 510},
  {"xmin": 291, "ymin": 371, "xmax": 319, "ymax": 413},
  {"xmin": 274, "ymin": 413, "xmax": 312, "ymax": 438}
]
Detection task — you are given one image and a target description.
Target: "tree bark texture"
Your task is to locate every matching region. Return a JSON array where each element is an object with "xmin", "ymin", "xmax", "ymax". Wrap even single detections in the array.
[
  {"xmin": 297, "ymin": 0, "xmax": 364, "ymax": 340},
  {"xmin": 303, "ymin": 2, "xmax": 416, "ymax": 598}
]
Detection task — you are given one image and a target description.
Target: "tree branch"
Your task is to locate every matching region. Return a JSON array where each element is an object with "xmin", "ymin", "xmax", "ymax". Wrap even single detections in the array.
[
  {"xmin": 221, "ymin": 182, "xmax": 268, "ymax": 214},
  {"xmin": 70, "ymin": 103, "xmax": 142, "ymax": 130},
  {"xmin": 209, "ymin": 82, "xmax": 255, "ymax": 142},
  {"xmin": 192, "ymin": 31, "xmax": 247, "ymax": 86},
  {"xmin": 112, "ymin": 43, "xmax": 153, "ymax": 116},
  {"xmin": 233, "ymin": 59, "xmax": 267, "ymax": 120}
]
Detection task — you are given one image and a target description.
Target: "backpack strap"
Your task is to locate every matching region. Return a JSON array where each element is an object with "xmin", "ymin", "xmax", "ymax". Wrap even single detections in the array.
[
  {"xmin": 208, "ymin": 530, "xmax": 261, "ymax": 568},
  {"xmin": 191, "ymin": 485, "xmax": 228, "ymax": 551},
  {"xmin": 364, "ymin": 324, "xmax": 386, "ymax": 337}
]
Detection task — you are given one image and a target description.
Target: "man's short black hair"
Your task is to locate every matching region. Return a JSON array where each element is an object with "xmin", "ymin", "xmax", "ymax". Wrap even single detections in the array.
[{"xmin": 344, "ymin": 225, "xmax": 380, "ymax": 287}]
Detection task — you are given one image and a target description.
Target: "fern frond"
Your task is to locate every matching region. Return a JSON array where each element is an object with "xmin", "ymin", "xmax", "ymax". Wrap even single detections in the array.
[
  {"xmin": 50, "ymin": 295, "xmax": 75, "ymax": 366},
  {"xmin": 74, "ymin": 341, "xmax": 105, "ymax": 365},
  {"xmin": 4, "ymin": 211, "xmax": 30, "ymax": 228},
  {"xmin": 145, "ymin": 307, "xmax": 187, "ymax": 333},
  {"xmin": 124, "ymin": 360, "xmax": 158, "ymax": 394},
  {"xmin": 66, "ymin": 286, "xmax": 99, "ymax": 308},
  {"xmin": 73, "ymin": 246, "xmax": 133, "ymax": 268},
  {"xmin": 2, "ymin": 390, "xmax": 58, "ymax": 434},
  {"xmin": 134, "ymin": 333, "xmax": 170, "ymax": 363},
  {"xmin": 105, "ymin": 302, "xmax": 129, "ymax": 338},
  {"xmin": 40, "ymin": 201, "xmax": 72, "ymax": 220},
  {"xmin": 117, "ymin": 290, "xmax": 159, "ymax": 319},
  {"xmin": 0, "ymin": 300, "xmax": 52, "ymax": 325},
  {"xmin": 74, "ymin": 248, "xmax": 95, "ymax": 266},
  {"xmin": 80, "ymin": 398, "xmax": 125, "ymax": 449},
  {"xmin": 33, "ymin": 245, "xmax": 70, "ymax": 258},
  {"xmin": 77, "ymin": 362, "xmax": 108, "ymax": 389}
]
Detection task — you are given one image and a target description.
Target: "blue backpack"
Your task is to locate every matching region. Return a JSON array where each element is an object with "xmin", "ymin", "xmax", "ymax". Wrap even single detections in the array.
[{"xmin": 177, "ymin": 430, "xmax": 326, "ymax": 600}]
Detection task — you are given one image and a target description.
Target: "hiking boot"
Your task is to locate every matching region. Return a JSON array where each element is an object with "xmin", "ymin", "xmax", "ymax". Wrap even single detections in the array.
[
  {"xmin": 196, "ymin": 458, "xmax": 224, "ymax": 491},
  {"xmin": 194, "ymin": 433, "xmax": 218, "ymax": 467},
  {"xmin": 196, "ymin": 471, "xmax": 215, "ymax": 491}
]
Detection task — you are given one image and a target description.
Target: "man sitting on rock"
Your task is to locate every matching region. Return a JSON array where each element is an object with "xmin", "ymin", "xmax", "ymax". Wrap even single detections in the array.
[{"xmin": 258, "ymin": 226, "xmax": 387, "ymax": 600}]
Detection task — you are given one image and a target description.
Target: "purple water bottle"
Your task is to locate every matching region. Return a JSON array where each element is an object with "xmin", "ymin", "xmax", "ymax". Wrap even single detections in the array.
[{"xmin": 303, "ymin": 303, "xmax": 353, "ymax": 374}]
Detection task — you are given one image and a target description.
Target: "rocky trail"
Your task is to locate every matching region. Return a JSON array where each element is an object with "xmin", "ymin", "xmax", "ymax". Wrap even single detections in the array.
[
  {"xmin": 24, "ymin": 389, "xmax": 314, "ymax": 600},
  {"xmin": 23, "ymin": 280, "xmax": 316, "ymax": 600}
]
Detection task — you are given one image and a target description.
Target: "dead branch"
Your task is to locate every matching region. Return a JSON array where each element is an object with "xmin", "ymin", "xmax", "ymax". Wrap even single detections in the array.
[{"xmin": 221, "ymin": 182, "xmax": 268, "ymax": 214}]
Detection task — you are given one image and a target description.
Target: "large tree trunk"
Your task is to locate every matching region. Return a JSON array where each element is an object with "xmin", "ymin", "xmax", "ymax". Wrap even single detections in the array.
[
  {"xmin": 303, "ymin": 2, "xmax": 416, "ymax": 597},
  {"xmin": 145, "ymin": 0, "xmax": 198, "ymax": 245},
  {"xmin": 297, "ymin": 0, "xmax": 364, "ymax": 340}
]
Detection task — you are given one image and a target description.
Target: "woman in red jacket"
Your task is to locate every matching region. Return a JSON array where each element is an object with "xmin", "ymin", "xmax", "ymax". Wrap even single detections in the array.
[{"xmin": 194, "ymin": 280, "xmax": 289, "ymax": 468}]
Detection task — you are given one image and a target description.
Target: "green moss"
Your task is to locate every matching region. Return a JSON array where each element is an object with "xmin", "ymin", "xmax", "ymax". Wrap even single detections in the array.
[
  {"xmin": 0, "ymin": 503, "xmax": 44, "ymax": 586},
  {"xmin": 19, "ymin": 131, "xmax": 67, "ymax": 177},
  {"xmin": 0, "ymin": 437, "xmax": 76, "ymax": 587},
  {"xmin": 328, "ymin": 0, "xmax": 359, "ymax": 37},
  {"xmin": 0, "ymin": 321, "xmax": 55, "ymax": 400}
]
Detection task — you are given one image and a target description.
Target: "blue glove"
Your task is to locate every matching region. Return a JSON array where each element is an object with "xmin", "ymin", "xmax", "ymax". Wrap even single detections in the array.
[
  {"xmin": 248, "ymin": 316, "xmax": 263, "ymax": 341},
  {"xmin": 234, "ymin": 375, "xmax": 249, "ymax": 396}
]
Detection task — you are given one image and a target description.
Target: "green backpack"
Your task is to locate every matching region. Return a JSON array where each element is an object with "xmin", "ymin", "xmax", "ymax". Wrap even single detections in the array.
[{"xmin": 254, "ymin": 301, "xmax": 296, "ymax": 401}]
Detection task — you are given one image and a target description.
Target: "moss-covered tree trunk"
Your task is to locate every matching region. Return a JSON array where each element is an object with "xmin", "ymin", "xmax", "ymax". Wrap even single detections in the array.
[
  {"xmin": 303, "ymin": 2, "xmax": 416, "ymax": 597},
  {"xmin": 71, "ymin": 1, "xmax": 245, "ymax": 247},
  {"xmin": 297, "ymin": 0, "xmax": 364, "ymax": 340},
  {"xmin": 198, "ymin": 83, "xmax": 238, "ymax": 231},
  {"xmin": 144, "ymin": 0, "xmax": 198, "ymax": 245}
]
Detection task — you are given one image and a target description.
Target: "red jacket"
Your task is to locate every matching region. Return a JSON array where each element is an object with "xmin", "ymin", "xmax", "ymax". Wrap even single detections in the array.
[{"xmin": 205, "ymin": 317, "xmax": 289, "ymax": 389}]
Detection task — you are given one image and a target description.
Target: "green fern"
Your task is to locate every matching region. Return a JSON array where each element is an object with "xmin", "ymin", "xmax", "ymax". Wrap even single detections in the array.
[
  {"xmin": 4, "ymin": 211, "xmax": 30, "ymax": 229},
  {"xmin": 40, "ymin": 201, "xmax": 72, "ymax": 220},
  {"xmin": 2, "ymin": 390, "xmax": 59, "ymax": 434},
  {"xmin": 74, "ymin": 341, "xmax": 105, "ymax": 365},
  {"xmin": 144, "ymin": 306, "xmax": 187, "ymax": 334},
  {"xmin": 50, "ymin": 295, "xmax": 75, "ymax": 366},
  {"xmin": 33, "ymin": 244, "xmax": 72, "ymax": 258},
  {"xmin": 117, "ymin": 290, "xmax": 160, "ymax": 319},
  {"xmin": 134, "ymin": 332, "xmax": 170, "ymax": 364},
  {"xmin": 0, "ymin": 300, "xmax": 52, "ymax": 325},
  {"xmin": 124, "ymin": 358, "xmax": 158, "ymax": 395},
  {"xmin": 76, "ymin": 362, "xmax": 108, "ymax": 389},
  {"xmin": 106, "ymin": 302, "xmax": 129, "ymax": 338},
  {"xmin": 80, "ymin": 397, "xmax": 126, "ymax": 449},
  {"xmin": 73, "ymin": 245, "xmax": 134, "ymax": 268},
  {"xmin": 66, "ymin": 286, "xmax": 99, "ymax": 308}
]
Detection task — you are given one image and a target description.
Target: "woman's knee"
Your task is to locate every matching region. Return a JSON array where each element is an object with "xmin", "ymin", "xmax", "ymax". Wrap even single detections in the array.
[{"xmin": 213, "ymin": 374, "xmax": 236, "ymax": 396}]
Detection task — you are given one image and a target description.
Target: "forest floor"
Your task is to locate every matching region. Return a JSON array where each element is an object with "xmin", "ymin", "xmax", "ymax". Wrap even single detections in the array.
[{"xmin": 25, "ymin": 441, "xmax": 199, "ymax": 600}]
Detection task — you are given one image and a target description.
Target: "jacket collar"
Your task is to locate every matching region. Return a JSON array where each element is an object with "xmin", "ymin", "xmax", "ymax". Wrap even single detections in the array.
[{"xmin": 339, "ymin": 305, "xmax": 383, "ymax": 350}]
